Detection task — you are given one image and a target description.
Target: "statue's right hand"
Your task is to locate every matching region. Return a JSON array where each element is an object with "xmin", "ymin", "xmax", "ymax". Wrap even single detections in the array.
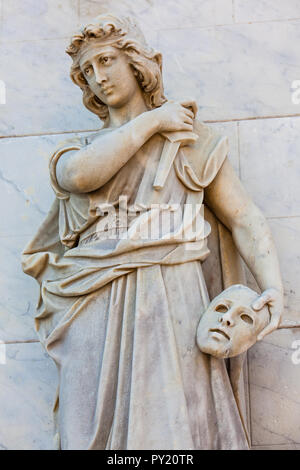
[{"xmin": 151, "ymin": 100, "xmax": 196, "ymax": 133}]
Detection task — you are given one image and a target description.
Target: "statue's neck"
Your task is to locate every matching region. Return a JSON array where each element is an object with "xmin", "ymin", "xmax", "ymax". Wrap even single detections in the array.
[{"xmin": 107, "ymin": 89, "xmax": 148, "ymax": 128}]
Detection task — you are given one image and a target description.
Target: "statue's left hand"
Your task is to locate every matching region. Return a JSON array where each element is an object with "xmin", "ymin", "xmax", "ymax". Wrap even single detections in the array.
[{"xmin": 251, "ymin": 287, "xmax": 284, "ymax": 340}]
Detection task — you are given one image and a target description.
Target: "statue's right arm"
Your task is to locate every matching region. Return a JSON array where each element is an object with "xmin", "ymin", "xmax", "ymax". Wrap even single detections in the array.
[{"xmin": 56, "ymin": 101, "xmax": 195, "ymax": 193}]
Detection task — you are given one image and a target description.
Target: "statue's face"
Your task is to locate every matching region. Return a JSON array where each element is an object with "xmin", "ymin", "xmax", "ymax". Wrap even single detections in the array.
[
  {"xmin": 79, "ymin": 44, "xmax": 139, "ymax": 109},
  {"xmin": 196, "ymin": 285, "xmax": 270, "ymax": 358}
]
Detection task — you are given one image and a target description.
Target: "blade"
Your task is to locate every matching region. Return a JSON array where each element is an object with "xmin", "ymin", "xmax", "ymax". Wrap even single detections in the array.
[{"xmin": 153, "ymin": 140, "xmax": 180, "ymax": 190}]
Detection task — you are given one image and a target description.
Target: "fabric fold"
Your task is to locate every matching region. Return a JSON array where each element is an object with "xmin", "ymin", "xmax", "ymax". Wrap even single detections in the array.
[{"xmin": 22, "ymin": 121, "xmax": 249, "ymax": 450}]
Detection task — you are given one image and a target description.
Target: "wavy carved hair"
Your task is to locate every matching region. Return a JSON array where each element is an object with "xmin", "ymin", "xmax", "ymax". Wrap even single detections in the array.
[{"xmin": 66, "ymin": 14, "xmax": 167, "ymax": 121}]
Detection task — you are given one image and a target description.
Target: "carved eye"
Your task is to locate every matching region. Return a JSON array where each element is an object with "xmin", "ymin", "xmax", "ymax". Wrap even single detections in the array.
[
  {"xmin": 215, "ymin": 304, "xmax": 229, "ymax": 313},
  {"xmin": 101, "ymin": 56, "xmax": 111, "ymax": 65},
  {"xmin": 240, "ymin": 313, "xmax": 254, "ymax": 324},
  {"xmin": 84, "ymin": 66, "xmax": 92, "ymax": 76}
]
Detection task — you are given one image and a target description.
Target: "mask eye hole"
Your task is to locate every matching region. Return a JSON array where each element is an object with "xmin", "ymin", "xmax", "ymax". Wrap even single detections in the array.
[
  {"xmin": 215, "ymin": 304, "xmax": 228, "ymax": 313},
  {"xmin": 240, "ymin": 313, "xmax": 253, "ymax": 324}
]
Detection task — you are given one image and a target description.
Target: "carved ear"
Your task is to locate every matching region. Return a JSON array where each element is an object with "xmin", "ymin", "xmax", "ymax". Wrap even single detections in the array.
[
  {"xmin": 71, "ymin": 68, "xmax": 88, "ymax": 88},
  {"xmin": 154, "ymin": 52, "xmax": 163, "ymax": 71}
]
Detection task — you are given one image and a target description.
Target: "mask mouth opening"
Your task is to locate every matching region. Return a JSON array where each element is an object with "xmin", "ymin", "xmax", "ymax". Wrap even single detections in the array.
[{"xmin": 209, "ymin": 328, "xmax": 230, "ymax": 340}]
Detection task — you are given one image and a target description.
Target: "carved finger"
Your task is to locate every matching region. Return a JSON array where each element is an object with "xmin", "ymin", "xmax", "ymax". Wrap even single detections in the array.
[
  {"xmin": 182, "ymin": 108, "xmax": 195, "ymax": 119},
  {"xmin": 182, "ymin": 123, "xmax": 194, "ymax": 131},
  {"xmin": 257, "ymin": 314, "xmax": 281, "ymax": 341},
  {"xmin": 183, "ymin": 116, "xmax": 194, "ymax": 125},
  {"xmin": 252, "ymin": 289, "xmax": 275, "ymax": 311},
  {"xmin": 180, "ymin": 100, "xmax": 198, "ymax": 117}
]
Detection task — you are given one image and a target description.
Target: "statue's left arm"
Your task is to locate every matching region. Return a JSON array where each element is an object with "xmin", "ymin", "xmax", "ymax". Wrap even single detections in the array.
[{"xmin": 205, "ymin": 157, "xmax": 284, "ymax": 340}]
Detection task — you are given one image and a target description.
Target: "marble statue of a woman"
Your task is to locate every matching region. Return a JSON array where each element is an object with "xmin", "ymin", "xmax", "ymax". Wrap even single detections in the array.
[{"xmin": 22, "ymin": 14, "xmax": 283, "ymax": 450}]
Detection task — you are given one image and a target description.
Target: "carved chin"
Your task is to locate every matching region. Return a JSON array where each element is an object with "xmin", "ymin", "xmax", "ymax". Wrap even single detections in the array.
[{"xmin": 197, "ymin": 337, "xmax": 232, "ymax": 359}]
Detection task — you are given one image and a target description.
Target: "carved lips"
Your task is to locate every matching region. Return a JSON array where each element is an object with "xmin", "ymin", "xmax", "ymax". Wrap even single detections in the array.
[
  {"xmin": 209, "ymin": 328, "xmax": 230, "ymax": 341},
  {"xmin": 101, "ymin": 85, "xmax": 114, "ymax": 95}
]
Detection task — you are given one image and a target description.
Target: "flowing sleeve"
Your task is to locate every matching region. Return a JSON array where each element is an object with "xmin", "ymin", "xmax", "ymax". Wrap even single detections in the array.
[
  {"xmin": 174, "ymin": 120, "xmax": 229, "ymax": 191},
  {"xmin": 49, "ymin": 136, "xmax": 97, "ymax": 248}
]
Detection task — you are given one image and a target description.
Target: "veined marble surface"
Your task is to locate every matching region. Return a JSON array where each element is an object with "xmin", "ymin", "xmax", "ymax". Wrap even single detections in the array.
[
  {"xmin": 80, "ymin": 0, "xmax": 233, "ymax": 31},
  {"xmin": 0, "ymin": 135, "xmax": 64, "ymax": 236},
  {"xmin": 249, "ymin": 328, "xmax": 300, "ymax": 446},
  {"xmin": 235, "ymin": 0, "xmax": 300, "ymax": 23},
  {"xmin": 268, "ymin": 218, "xmax": 300, "ymax": 325},
  {"xmin": 158, "ymin": 21, "xmax": 300, "ymax": 122},
  {"xmin": 0, "ymin": 236, "xmax": 39, "ymax": 342},
  {"xmin": 0, "ymin": 0, "xmax": 80, "ymax": 42},
  {"xmin": 252, "ymin": 444, "xmax": 300, "ymax": 450},
  {"xmin": 0, "ymin": 342, "xmax": 57, "ymax": 450},
  {"xmin": 0, "ymin": 39, "xmax": 101, "ymax": 136},
  {"xmin": 0, "ymin": 133, "xmax": 88, "ymax": 342},
  {"xmin": 239, "ymin": 117, "xmax": 300, "ymax": 218}
]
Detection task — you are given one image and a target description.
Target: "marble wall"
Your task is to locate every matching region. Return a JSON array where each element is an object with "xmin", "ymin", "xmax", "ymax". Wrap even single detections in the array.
[{"xmin": 0, "ymin": 0, "xmax": 299, "ymax": 450}]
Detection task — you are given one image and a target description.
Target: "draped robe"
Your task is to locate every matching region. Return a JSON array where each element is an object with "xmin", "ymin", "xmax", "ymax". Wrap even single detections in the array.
[{"xmin": 22, "ymin": 120, "xmax": 250, "ymax": 450}]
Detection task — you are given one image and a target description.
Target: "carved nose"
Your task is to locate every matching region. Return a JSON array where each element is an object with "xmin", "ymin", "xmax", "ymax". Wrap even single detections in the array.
[
  {"xmin": 96, "ymin": 76, "xmax": 107, "ymax": 86},
  {"xmin": 94, "ymin": 69, "xmax": 107, "ymax": 85},
  {"xmin": 219, "ymin": 312, "xmax": 234, "ymax": 327}
]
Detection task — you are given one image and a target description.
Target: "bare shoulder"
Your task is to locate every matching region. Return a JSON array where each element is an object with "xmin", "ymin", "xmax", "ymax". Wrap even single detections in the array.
[
  {"xmin": 53, "ymin": 127, "xmax": 111, "ymax": 154},
  {"xmin": 84, "ymin": 127, "xmax": 114, "ymax": 145}
]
